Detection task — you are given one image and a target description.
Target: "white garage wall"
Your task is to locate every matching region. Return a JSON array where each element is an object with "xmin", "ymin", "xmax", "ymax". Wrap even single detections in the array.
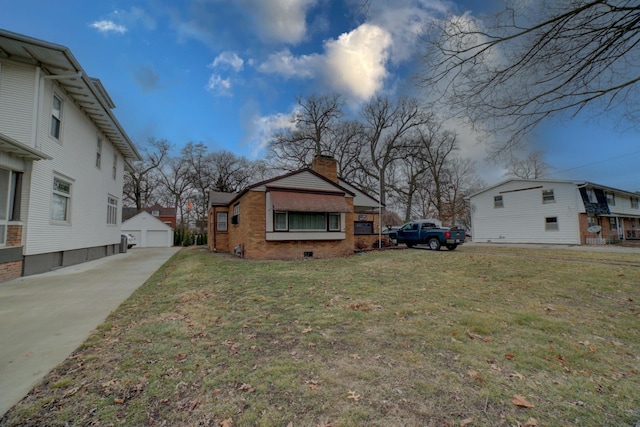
[{"xmin": 122, "ymin": 211, "xmax": 173, "ymax": 247}]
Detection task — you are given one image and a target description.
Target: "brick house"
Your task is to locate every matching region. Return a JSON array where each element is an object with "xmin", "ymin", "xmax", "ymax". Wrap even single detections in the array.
[
  {"xmin": 0, "ymin": 29, "xmax": 140, "ymax": 280},
  {"xmin": 207, "ymin": 156, "xmax": 383, "ymax": 259},
  {"xmin": 468, "ymin": 179, "xmax": 640, "ymax": 245}
]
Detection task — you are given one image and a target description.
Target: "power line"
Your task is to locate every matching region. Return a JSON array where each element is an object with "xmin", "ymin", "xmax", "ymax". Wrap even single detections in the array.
[{"xmin": 555, "ymin": 149, "xmax": 640, "ymax": 174}]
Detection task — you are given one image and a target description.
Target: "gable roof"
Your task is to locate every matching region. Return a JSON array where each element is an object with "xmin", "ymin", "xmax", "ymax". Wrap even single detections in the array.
[
  {"xmin": 212, "ymin": 168, "xmax": 357, "ymax": 207},
  {"xmin": 122, "ymin": 211, "xmax": 173, "ymax": 231},
  {"xmin": 468, "ymin": 178, "xmax": 640, "ymax": 200},
  {"xmin": 0, "ymin": 29, "xmax": 141, "ymax": 161}
]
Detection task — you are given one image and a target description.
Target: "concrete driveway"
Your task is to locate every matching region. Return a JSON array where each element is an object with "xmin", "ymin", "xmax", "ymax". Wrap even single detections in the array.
[{"xmin": 0, "ymin": 247, "xmax": 181, "ymax": 416}]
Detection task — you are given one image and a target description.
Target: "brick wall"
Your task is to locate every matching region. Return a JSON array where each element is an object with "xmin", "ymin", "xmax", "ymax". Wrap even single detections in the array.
[
  {"xmin": 0, "ymin": 260, "xmax": 22, "ymax": 282},
  {"xmin": 225, "ymin": 190, "xmax": 355, "ymax": 260},
  {"xmin": 7, "ymin": 224, "xmax": 22, "ymax": 247},
  {"xmin": 208, "ymin": 207, "xmax": 230, "ymax": 252},
  {"xmin": 311, "ymin": 156, "xmax": 338, "ymax": 183}
]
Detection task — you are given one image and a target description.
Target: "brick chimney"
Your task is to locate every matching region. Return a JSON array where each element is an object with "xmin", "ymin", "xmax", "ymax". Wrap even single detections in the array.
[{"xmin": 311, "ymin": 155, "xmax": 338, "ymax": 183}]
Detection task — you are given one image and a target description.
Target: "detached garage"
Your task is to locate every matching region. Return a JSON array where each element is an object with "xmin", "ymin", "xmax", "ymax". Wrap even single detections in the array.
[{"xmin": 122, "ymin": 211, "xmax": 174, "ymax": 248}]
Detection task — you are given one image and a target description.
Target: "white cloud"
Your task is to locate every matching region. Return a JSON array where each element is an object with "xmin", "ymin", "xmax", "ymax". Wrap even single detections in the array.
[
  {"xmin": 239, "ymin": 0, "xmax": 316, "ymax": 44},
  {"xmin": 90, "ymin": 20, "xmax": 127, "ymax": 34},
  {"xmin": 257, "ymin": 24, "xmax": 391, "ymax": 102},
  {"xmin": 246, "ymin": 110, "xmax": 297, "ymax": 157},
  {"xmin": 258, "ymin": 48, "xmax": 319, "ymax": 78},
  {"xmin": 211, "ymin": 52, "xmax": 245, "ymax": 72},
  {"xmin": 323, "ymin": 24, "xmax": 392, "ymax": 100},
  {"xmin": 205, "ymin": 74, "xmax": 233, "ymax": 96}
]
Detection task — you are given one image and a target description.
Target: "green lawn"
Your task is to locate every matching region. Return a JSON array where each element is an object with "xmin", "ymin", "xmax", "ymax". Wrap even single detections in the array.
[{"xmin": 2, "ymin": 246, "xmax": 639, "ymax": 426}]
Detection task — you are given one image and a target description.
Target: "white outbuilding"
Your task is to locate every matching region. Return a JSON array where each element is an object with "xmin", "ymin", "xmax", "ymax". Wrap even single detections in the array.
[{"xmin": 121, "ymin": 211, "xmax": 174, "ymax": 248}]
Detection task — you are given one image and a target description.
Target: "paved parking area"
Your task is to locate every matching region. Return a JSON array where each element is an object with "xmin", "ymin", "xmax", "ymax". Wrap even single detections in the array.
[{"xmin": 0, "ymin": 247, "xmax": 181, "ymax": 416}]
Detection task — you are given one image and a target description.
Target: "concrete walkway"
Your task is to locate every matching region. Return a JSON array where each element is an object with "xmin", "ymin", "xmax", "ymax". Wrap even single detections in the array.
[{"xmin": 0, "ymin": 247, "xmax": 181, "ymax": 416}]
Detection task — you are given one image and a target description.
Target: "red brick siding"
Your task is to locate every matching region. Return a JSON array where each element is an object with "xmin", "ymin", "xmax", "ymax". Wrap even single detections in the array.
[
  {"xmin": 0, "ymin": 260, "xmax": 22, "ymax": 282},
  {"xmin": 7, "ymin": 224, "xmax": 22, "ymax": 247}
]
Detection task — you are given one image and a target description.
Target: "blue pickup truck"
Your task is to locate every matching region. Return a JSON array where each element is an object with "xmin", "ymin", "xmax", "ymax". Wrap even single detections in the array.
[{"xmin": 395, "ymin": 220, "xmax": 465, "ymax": 250}]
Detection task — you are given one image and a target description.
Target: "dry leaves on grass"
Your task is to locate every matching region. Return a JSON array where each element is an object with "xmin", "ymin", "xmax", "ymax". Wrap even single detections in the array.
[
  {"xmin": 512, "ymin": 395, "xmax": 535, "ymax": 408},
  {"xmin": 346, "ymin": 390, "xmax": 361, "ymax": 402}
]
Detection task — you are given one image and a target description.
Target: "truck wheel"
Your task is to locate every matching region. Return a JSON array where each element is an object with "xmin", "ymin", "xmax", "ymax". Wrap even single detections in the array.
[
  {"xmin": 428, "ymin": 238, "xmax": 441, "ymax": 251},
  {"xmin": 446, "ymin": 244, "xmax": 457, "ymax": 251}
]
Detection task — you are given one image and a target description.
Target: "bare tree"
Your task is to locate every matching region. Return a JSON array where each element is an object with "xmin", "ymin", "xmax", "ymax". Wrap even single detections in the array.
[
  {"xmin": 412, "ymin": 125, "xmax": 459, "ymax": 220},
  {"xmin": 123, "ymin": 137, "xmax": 170, "ymax": 210},
  {"xmin": 439, "ymin": 156, "xmax": 484, "ymax": 228},
  {"xmin": 419, "ymin": 0, "xmax": 640, "ymax": 153},
  {"xmin": 157, "ymin": 154, "xmax": 193, "ymax": 227},
  {"xmin": 505, "ymin": 150, "xmax": 551, "ymax": 179},
  {"xmin": 359, "ymin": 96, "xmax": 433, "ymax": 207},
  {"xmin": 267, "ymin": 93, "xmax": 344, "ymax": 170}
]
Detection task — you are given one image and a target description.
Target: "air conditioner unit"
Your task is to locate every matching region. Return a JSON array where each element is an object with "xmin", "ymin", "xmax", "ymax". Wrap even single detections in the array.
[{"xmin": 230, "ymin": 215, "xmax": 239, "ymax": 225}]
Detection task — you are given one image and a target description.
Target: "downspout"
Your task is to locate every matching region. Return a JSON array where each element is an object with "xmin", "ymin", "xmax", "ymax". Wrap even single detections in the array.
[{"xmin": 31, "ymin": 67, "xmax": 41, "ymax": 149}]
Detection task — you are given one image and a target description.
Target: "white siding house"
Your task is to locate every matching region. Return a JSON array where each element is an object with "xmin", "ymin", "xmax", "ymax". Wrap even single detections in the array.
[
  {"xmin": 0, "ymin": 29, "xmax": 140, "ymax": 279},
  {"xmin": 469, "ymin": 179, "xmax": 640, "ymax": 245}
]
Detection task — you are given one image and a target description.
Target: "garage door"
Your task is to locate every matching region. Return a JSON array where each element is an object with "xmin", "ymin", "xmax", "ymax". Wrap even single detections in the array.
[
  {"xmin": 146, "ymin": 230, "xmax": 170, "ymax": 247},
  {"xmin": 130, "ymin": 231, "xmax": 142, "ymax": 246}
]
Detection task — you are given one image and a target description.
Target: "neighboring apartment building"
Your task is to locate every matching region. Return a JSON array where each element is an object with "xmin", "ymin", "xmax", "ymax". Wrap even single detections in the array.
[
  {"xmin": 207, "ymin": 156, "xmax": 383, "ymax": 259},
  {"xmin": 468, "ymin": 179, "xmax": 640, "ymax": 245},
  {"xmin": 0, "ymin": 29, "xmax": 140, "ymax": 280}
]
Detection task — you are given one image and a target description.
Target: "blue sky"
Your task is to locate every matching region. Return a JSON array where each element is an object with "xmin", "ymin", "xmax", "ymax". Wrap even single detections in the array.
[{"xmin": 1, "ymin": 0, "xmax": 638, "ymax": 191}]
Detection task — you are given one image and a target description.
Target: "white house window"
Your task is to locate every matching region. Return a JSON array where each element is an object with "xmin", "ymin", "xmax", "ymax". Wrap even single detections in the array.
[
  {"xmin": 112, "ymin": 153, "xmax": 117, "ymax": 180},
  {"xmin": 289, "ymin": 212, "xmax": 326, "ymax": 231},
  {"xmin": 274, "ymin": 211, "xmax": 287, "ymax": 231},
  {"xmin": 545, "ymin": 216, "xmax": 558, "ymax": 231},
  {"xmin": 51, "ymin": 176, "xmax": 72, "ymax": 223},
  {"xmin": 231, "ymin": 203, "xmax": 240, "ymax": 224},
  {"xmin": 606, "ymin": 192, "xmax": 615, "ymax": 206},
  {"xmin": 328, "ymin": 213, "xmax": 341, "ymax": 231},
  {"xmin": 494, "ymin": 195, "xmax": 504, "ymax": 208},
  {"xmin": 51, "ymin": 94, "xmax": 63, "ymax": 140},
  {"xmin": 632, "ymin": 197, "xmax": 639, "ymax": 209},
  {"xmin": 542, "ymin": 189, "xmax": 555, "ymax": 203},
  {"xmin": 151, "ymin": 210, "xmax": 160, "ymax": 216},
  {"xmin": 96, "ymin": 138, "xmax": 102, "ymax": 169},
  {"xmin": 586, "ymin": 189, "xmax": 597, "ymax": 203},
  {"xmin": 609, "ymin": 217, "xmax": 617, "ymax": 231},
  {"xmin": 217, "ymin": 212, "xmax": 228, "ymax": 231},
  {"xmin": 0, "ymin": 169, "xmax": 21, "ymax": 245},
  {"xmin": 107, "ymin": 196, "xmax": 118, "ymax": 225},
  {"xmin": 587, "ymin": 214, "xmax": 597, "ymax": 227}
]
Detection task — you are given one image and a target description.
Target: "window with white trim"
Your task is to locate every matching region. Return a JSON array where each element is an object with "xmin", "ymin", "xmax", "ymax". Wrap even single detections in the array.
[
  {"xmin": 328, "ymin": 213, "xmax": 341, "ymax": 231},
  {"xmin": 275, "ymin": 212, "xmax": 341, "ymax": 231},
  {"xmin": 632, "ymin": 197, "xmax": 639, "ymax": 209},
  {"xmin": 51, "ymin": 94, "xmax": 63, "ymax": 140},
  {"xmin": 0, "ymin": 169, "xmax": 22, "ymax": 245},
  {"xmin": 151, "ymin": 210, "xmax": 160, "ymax": 216},
  {"xmin": 51, "ymin": 176, "xmax": 72, "ymax": 223},
  {"xmin": 96, "ymin": 138, "xmax": 102, "ymax": 169},
  {"xmin": 542, "ymin": 189, "xmax": 555, "ymax": 203},
  {"xmin": 107, "ymin": 196, "xmax": 118, "ymax": 225},
  {"xmin": 545, "ymin": 216, "xmax": 558, "ymax": 231},
  {"xmin": 494, "ymin": 195, "xmax": 503, "ymax": 208},
  {"xmin": 606, "ymin": 192, "xmax": 615, "ymax": 206},
  {"xmin": 217, "ymin": 212, "xmax": 228, "ymax": 231},
  {"xmin": 586, "ymin": 189, "xmax": 597, "ymax": 203},
  {"xmin": 289, "ymin": 212, "xmax": 327, "ymax": 231},
  {"xmin": 274, "ymin": 211, "xmax": 287, "ymax": 231}
]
